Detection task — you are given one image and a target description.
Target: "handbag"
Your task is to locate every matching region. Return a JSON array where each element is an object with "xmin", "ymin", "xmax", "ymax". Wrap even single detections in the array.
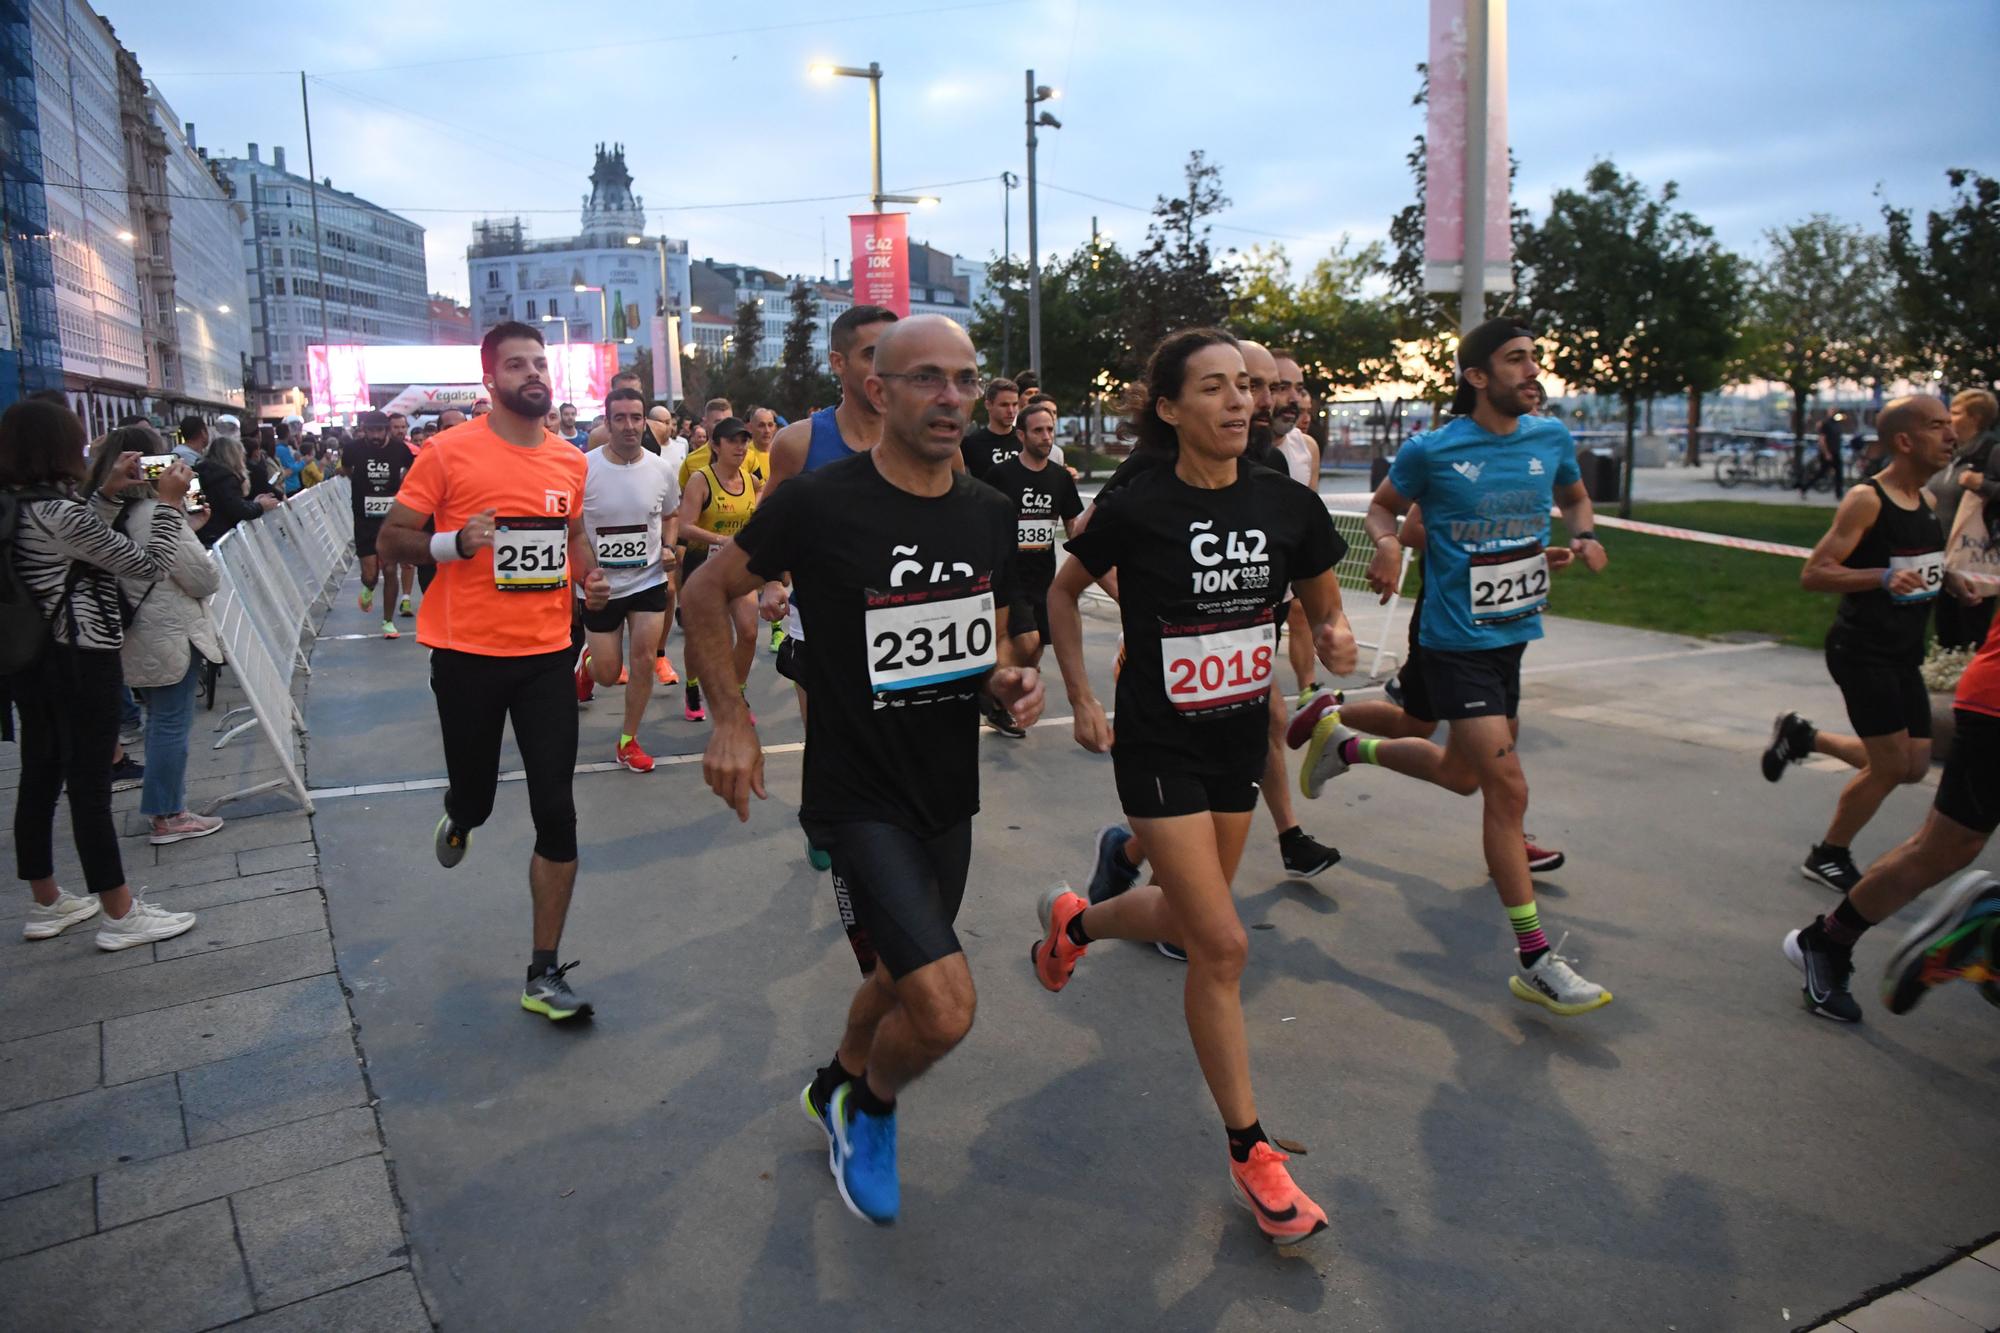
[{"xmin": 1943, "ymin": 490, "xmax": 2000, "ymax": 592}]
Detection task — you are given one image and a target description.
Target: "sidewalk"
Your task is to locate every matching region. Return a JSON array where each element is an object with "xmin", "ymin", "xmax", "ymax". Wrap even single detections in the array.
[{"xmin": 0, "ymin": 657, "xmax": 429, "ymax": 1331}]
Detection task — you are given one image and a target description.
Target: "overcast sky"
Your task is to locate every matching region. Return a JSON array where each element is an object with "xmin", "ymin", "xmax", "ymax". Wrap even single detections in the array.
[{"xmin": 110, "ymin": 0, "xmax": 1999, "ymax": 307}]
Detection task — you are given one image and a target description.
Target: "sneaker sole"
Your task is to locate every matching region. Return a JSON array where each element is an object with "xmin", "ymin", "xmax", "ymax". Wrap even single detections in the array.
[
  {"xmin": 1507, "ymin": 976, "xmax": 1613, "ymax": 1016},
  {"xmin": 1761, "ymin": 712, "xmax": 1790, "ymax": 783},
  {"xmin": 617, "ymin": 757, "xmax": 655, "ymax": 774},
  {"xmin": 96, "ymin": 916, "xmax": 196, "ymax": 951},
  {"xmin": 1283, "ymin": 851, "xmax": 1339, "ymax": 878},
  {"xmin": 111, "ymin": 780, "xmax": 144, "ymax": 793},
  {"xmin": 22, "ymin": 906, "xmax": 101, "ymax": 939},
  {"xmin": 800, "ymin": 1083, "xmax": 838, "ymax": 1179},
  {"xmin": 150, "ymin": 823, "xmax": 225, "ymax": 846},
  {"xmin": 1229, "ymin": 1177, "xmax": 1328, "ymax": 1245},
  {"xmin": 1284, "ymin": 691, "xmax": 1339, "ymax": 750},
  {"xmin": 1880, "ymin": 871, "xmax": 1999, "ymax": 1014},
  {"xmin": 520, "ymin": 994, "xmax": 594, "ymax": 1021},
  {"xmin": 1527, "ymin": 853, "xmax": 1566, "ymax": 873},
  {"xmin": 1156, "ymin": 942, "xmax": 1188, "ymax": 962},
  {"xmin": 1798, "ymin": 864, "xmax": 1855, "ymax": 894},
  {"xmin": 827, "ymin": 1091, "xmax": 896, "ymax": 1226},
  {"xmin": 434, "ymin": 816, "xmax": 469, "ymax": 869},
  {"xmin": 1031, "ymin": 888, "xmax": 1083, "ymax": 992}
]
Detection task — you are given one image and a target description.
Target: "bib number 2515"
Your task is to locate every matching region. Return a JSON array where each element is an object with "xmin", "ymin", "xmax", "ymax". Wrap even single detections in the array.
[{"xmin": 492, "ymin": 517, "xmax": 569, "ymax": 591}]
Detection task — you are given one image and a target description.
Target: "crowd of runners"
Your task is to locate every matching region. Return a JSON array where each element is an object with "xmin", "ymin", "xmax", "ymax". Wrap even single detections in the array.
[{"xmin": 50, "ymin": 308, "xmax": 1986, "ymax": 1244}]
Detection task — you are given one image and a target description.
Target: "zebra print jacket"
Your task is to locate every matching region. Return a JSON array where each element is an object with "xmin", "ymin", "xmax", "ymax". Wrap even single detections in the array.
[{"xmin": 10, "ymin": 488, "xmax": 186, "ymax": 651}]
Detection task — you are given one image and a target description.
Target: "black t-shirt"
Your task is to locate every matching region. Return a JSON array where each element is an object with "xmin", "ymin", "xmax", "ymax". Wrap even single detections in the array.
[
  {"xmin": 738, "ymin": 452, "xmax": 1018, "ymax": 835},
  {"xmin": 346, "ymin": 437, "xmax": 411, "ymax": 521},
  {"xmin": 960, "ymin": 425, "xmax": 1018, "ymax": 479},
  {"xmin": 983, "ymin": 455, "xmax": 1083, "ymax": 595},
  {"xmin": 1066, "ymin": 462, "xmax": 1343, "ymax": 772}
]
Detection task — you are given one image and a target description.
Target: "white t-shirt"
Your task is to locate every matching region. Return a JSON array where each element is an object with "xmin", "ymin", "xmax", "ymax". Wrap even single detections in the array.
[
  {"xmin": 1279, "ymin": 428, "xmax": 1318, "ymax": 488},
  {"xmin": 657, "ymin": 436, "xmax": 689, "ymax": 479},
  {"xmin": 579, "ymin": 445, "xmax": 679, "ymax": 599}
]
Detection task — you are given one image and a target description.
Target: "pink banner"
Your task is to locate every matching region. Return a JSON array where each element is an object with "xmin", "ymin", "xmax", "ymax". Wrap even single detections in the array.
[
  {"xmin": 306, "ymin": 344, "xmax": 370, "ymax": 420},
  {"xmin": 850, "ymin": 213, "xmax": 911, "ymax": 317},
  {"xmin": 1423, "ymin": 0, "xmax": 1511, "ymax": 292}
]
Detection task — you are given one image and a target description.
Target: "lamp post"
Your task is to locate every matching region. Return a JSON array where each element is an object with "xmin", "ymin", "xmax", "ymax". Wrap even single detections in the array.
[
  {"xmin": 1024, "ymin": 72, "xmax": 1060, "ymax": 378},
  {"xmin": 809, "ymin": 61, "xmax": 937, "ymax": 211},
  {"xmin": 1000, "ymin": 170, "xmax": 1018, "ymax": 375},
  {"xmin": 573, "ymin": 283, "xmax": 608, "ymax": 342}
]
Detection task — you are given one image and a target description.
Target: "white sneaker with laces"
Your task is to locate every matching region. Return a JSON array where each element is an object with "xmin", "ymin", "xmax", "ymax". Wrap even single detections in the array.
[
  {"xmin": 1508, "ymin": 933, "xmax": 1613, "ymax": 1015},
  {"xmin": 22, "ymin": 890, "xmax": 101, "ymax": 940},
  {"xmin": 95, "ymin": 896, "xmax": 196, "ymax": 951}
]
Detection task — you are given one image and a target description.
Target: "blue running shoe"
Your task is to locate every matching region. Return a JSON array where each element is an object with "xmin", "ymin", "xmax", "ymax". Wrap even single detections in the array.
[
  {"xmin": 1087, "ymin": 824, "xmax": 1141, "ymax": 905},
  {"xmin": 801, "ymin": 1079, "xmax": 839, "ymax": 1177},
  {"xmin": 829, "ymin": 1082, "xmax": 899, "ymax": 1224}
]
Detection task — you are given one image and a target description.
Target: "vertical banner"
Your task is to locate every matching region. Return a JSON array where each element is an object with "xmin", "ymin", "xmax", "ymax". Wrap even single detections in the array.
[
  {"xmin": 1423, "ymin": 0, "xmax": 1512, "ymax": 294},
  {"xmin": 305, "ymin": 344, "xmax": 371, "ymax": 420},
  {"xmin": 547, "ymin": 343, "xmax": 617, "ymax": 410},
  {"xmin": 850, "ymin": 212, "xmax": 911, "ymax": 316}
]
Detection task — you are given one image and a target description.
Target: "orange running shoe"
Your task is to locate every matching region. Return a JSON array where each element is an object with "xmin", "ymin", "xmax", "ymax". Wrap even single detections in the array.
[
  {"xmin": 1229, "ymin": 1141, "xmax": 1329, "ymax": 1245},
  {"xmin": 656, "ymin": 655, "xmax": 679, "ymax": 685},
  {"xmin": 616, "ymin": 736, "xmax": 655, "ymax": 773},
  {"xmin": 574, "ymin": 652, "xmax": 594, "ymax": 703},
  {"xmin": 1030, "ymin": 886, "xmax": 1089, "ymax": 992},
  {"xmin": 617, "ymin": 665, "xmax": 629, "ymax": 685}
]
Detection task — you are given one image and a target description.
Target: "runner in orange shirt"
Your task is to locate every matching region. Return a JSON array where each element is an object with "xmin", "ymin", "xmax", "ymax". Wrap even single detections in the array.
[{"xmin": 379, "ymin": 321, "xmax": 610, "ymax": 1022}]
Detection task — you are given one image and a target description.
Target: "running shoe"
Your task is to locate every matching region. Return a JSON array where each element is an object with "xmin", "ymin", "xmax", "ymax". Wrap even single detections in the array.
[
  {"xmin": 574, "ymin": 652, "xmax": 595, "ymax": 704},
  {"xmin": 1383, "ymin": 675, "xmax": 1406, "ymax": 710},
  {"xmin": 398, "ymin": 595, "xmax": 414, "ymax": 618},
  {"xmin": 110, "ymin": 757, "xmax": 145, "ymax": 793},
  {"xmin": 1761, "ymin": 711, "xmax": 1817, "ymax": 783},
  {"xmin": 806, "ymin": 839, "xmax": 833, "ymax": 873},
  {"xmin": 616, "ymin": 737, "xmax": 655, "ymax": 774},
  {"xmin": 684, "ymin": 681, "xmax": 704, "ymax": 722},
  {"xmin": 1298, "ymin": 717, "xmax": 1357, "ymax": 799},
  {"xmin": 1228, "ymin": 1141, "xmax": 1329, "ymax": 1245},
  {"xmin": 1508, "ymin": 935, "xmax": 1612, "ymax": 1015},
  {"xmin": 434, "ymin": 812, "xmax": 471, "ymax": 869},
  {"xmin": 150, "ymin": 812, "xmax": 224, "ymax": 846},
  {"xmin": 1881, "ymin": 871, "xmax": 2000, "ymax": 1016},
  {"xmin": 1157, "ymin": 941, "xmax": 1188, "ymax": 963},
  {"xmin": 768, "ymin": 622, "xmax": 786, "ymax": 655},
  {"xmin": 1280, "ymin": 829, "xmax": 1340, "ymax": 878},
  {"xmin": 984, "ymin": 699, "xmax": 1026, "ymax": 739},
  {"xmin": 521, "ymin": 961, "xmax": 594, "ymax": 1021},
  {"xmin": 1800, "ymin": 844, "xmax": 1861, "ymax": 894},
  {"xmin": 1524, "ymin": 838, "xmax": 1566, "ymax": 873},
  {"xmin": 617, "ymin": 665, "xmax": 628, "ymax": 685},
  {"xmin": 381, "ymin": 619, "xmax": 398, "ymax": 640},
  {"xmin": 828, "ymin": 1081, "xmax": 898, "ymax": 1225},
  {"xmin": 95, "ymin": 895, "xmax": 196, "ymax": 951},
  {"xmin": 1783, "ymin": 925, "xmax": 1862, "ymax": 1023},
  {"xmin": 1086, "ymin": 824, "xmax": 1141, "ymax": 905},
  {"xmin": 22, "ymin": 889, "xmax": 101, "ymax": 940},
  {"xmin": 1031, "ymin": 885, "xmax": 1089, "ymax": 992},
  {"xmin": 655, "ymin": 655, "xmax": 679, "ymax": 686},
  {"xmin": 1295, "ymin": 683, "xmax": 1323, "ymax": 714},
  {"xmin": 800, "ymin": 1079, "xmax": 839, "ymax": 1175},
  {"xmin": 1284, "ymin": 687, "xmax": 1341, "ymax": 750},
  {"xmin": 358, "ymin": 586, "xmax": 374, "ymax": 613}
]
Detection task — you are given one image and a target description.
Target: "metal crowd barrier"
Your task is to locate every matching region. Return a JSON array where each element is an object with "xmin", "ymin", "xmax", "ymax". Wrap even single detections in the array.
[{"xmin": 199, "ymin": 478, "xmax": 354, "ymax": 815}]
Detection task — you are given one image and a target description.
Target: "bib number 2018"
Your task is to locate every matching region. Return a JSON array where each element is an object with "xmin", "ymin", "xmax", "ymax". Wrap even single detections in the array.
[{"xmin": 1160, "ymin": 618, "xmax": 1275, "ymax": 715}]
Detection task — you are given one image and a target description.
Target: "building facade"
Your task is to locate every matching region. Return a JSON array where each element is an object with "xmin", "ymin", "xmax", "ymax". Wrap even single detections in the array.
[
  {"xmin": 213, "ymin": 142, "xmax": 428, "ymax": 393},
  {"xmin": 467, "ymin": 144, "xmax": 691, "ymax": 366},
  {"xmin": 428, "ymin": 294, "xmax": 473, "ymax": 344},
  {"xmin": 0, "ymin": 0, "xmax": 61, "ymax": 407},
  {"xmin": 144, "ymin": 88, "xmax": 250, "ymax": 409}
]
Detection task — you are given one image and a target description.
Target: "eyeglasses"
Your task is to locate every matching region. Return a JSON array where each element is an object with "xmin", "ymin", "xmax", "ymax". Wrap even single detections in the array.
[{"xmin": 878, "ymin": 370, "xmax": 984, "ymax": 397}]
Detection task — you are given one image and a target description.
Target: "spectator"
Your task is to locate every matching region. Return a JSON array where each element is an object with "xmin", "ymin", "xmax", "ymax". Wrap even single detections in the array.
[
  {"xmin": 2, "ymin": 399, "xmax": 199, "ymax": 947},
  {"xmin": 88, "ymin": 429, "xmax": 227, "ymax": 847},
  {"xmin": 174, "ymin": 414, "xmax": 208, "ymax": 468},
  {"xmin": 1936, "ymin": 388, "xmax": 2000, "ymax": 649},
  {"xmin": 194, "ymin": 431, "xmax": 277, "ymax": 547},
  {"xmin": 1803, "ymin": 413, "xmax": 1844, "ymax": 497},
  {"xmin": 274, "ymin": 416, "xmax": 305, "ymax": 495},
  {"xmin": 247, "ymin": 427, "xmax": 282, "ymax": 502},
  {"xmin": 298, "ymin": 441, "xmax": 325, "ymax": 488}
]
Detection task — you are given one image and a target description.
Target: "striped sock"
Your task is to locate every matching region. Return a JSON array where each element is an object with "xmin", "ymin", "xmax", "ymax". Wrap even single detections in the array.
[
  {"xmin": 1508, "ymin": 902, "xmax": 1549, "ymax": 963},
  {"xmin": 1338, "ymin": 736, "xmax": 1380, "ymax": 766}
]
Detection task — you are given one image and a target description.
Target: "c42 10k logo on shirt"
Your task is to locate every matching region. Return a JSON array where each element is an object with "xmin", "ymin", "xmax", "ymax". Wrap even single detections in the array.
[
  {"xmin": 865, "ymin": 544, "xmax": 996, "ymax": 708},
  {"xmin": 1187, "ymin": 520, "xmax": 1270, "ymax": 593}
]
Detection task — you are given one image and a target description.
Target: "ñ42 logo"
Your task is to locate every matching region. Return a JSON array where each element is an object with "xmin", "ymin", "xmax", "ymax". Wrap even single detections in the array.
[{"xmin": 1187, "ymin": 520, "xmax": 1268, "ymax": 592}]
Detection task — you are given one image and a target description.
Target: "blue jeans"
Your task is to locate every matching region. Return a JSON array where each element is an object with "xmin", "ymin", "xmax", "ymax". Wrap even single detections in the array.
[
  {"xmin": 137, "ymin": 652, "xmax": 202, "ymax": 818},
  {"xmin": 120, "ymin": 685, "xmax": 141, "ymax": 733}
]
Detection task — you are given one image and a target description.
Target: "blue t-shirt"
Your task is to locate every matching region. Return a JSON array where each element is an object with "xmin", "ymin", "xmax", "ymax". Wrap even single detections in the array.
[{"xmin": 1387, "ymin": 414, "xmax": 1580, "ymax": 653}]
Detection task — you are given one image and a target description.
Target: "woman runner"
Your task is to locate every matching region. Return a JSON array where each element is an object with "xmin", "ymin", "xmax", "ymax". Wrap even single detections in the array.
[{"xmin": 676, "ymin": 417, "xmax": 761, "ymax": 722}]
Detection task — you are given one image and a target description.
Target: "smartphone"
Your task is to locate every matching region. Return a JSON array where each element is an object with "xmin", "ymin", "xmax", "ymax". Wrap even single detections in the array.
[{"xmin": 139, "ymin": 454, "xmax": 203, "ymax": 506}]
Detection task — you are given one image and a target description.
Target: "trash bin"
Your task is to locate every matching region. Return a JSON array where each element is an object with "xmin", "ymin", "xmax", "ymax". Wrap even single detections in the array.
[{"xmin": 1580, "ymin": 449, "xmax": 1620, "ymax": 503}]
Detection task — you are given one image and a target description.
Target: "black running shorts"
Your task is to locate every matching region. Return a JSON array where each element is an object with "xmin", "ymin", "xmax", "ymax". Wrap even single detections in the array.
[
  {"xmin": 1396, "ymin": 641, "xmax": 1438, "ymax": 724},
  {"xmin": 353, "ymin": 516, "xmax": 383, "ymax": 559},
  {"xmin": 1935, "ymin": 709, "xmax": 1999, "ymax": 835},
  {"xmin": 1825, "ymin": 646, "xmax": 1931, "ymax": 740},
  {"xmin": 1112, "ymin": 750, "xmax": 1262, "ymax": 819},
  {"xmin": 1007, "ymin": 589, "xmax": 1052, "ymax": 643},
  {"xmin": 580, "ymin": 582, "xmax": 669, "ymax": 634},
  {"xmin": 775, "ymin": 634, "xmax": 805, "ymax": 684},
  {"xmin": 800, "ymin": 818, "xmax": 973, "ymax": 979},
  {"xmin": 1418, "ymin": 642, "xmax": 1526, "ymax": 721}
]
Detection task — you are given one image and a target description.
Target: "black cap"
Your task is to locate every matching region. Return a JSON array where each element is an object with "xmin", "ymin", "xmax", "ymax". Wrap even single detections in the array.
[
  {"xmin": 711, "ymin": 416, "xmax": 752, "ymax": 442},
  {"xmin": 1452, "ymin": 318, "xmax": 1534, "ymax": 416},
  {"xmin": 358, "ymin": 410, "xmax": 390, "ymax": 429}
]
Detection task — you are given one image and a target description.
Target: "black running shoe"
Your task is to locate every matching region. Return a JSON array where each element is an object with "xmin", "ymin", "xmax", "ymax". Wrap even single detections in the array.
[
  {"xmin": 984, "ymin": 699, "xmax": 1026, "ymax": 739},
  {"xmin": 1783, "ymin": 926, "xmax": 1861, "ymax": 1023},
  {"xmin": 1799, "ymin": 844, "xmax": 1860, "ymax": 894},
  {"xmin": 1383, "ymin": 675, "xmax": 1406, "ymax": 710},
  {"xmin": 1761, "ymin": 711, "xmax": 1816, "ymax": 783},
  {"xmin": 434, "ymin": 812, "xmax": 471, "ymax": 869},
  {"xmin": 1280, "ymin": 829, "xmax": 1340, "ymax": 878},
  {"xmin": 1881, "ymin": 871, "xmax": 2000, "ymax": 1016},
  {"xmin": 521, "ymin": 961, "xmax": 594, "ymax": 1021},
  {"xmin": 110, "ymin": 757, "xmax": 145, "ymax": 793}
]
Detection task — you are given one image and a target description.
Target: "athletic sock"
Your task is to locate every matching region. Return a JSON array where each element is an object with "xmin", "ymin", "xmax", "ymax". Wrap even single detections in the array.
[
  {"xmin": 1226, "ymin": 1120, "xmax": 1269, "ymax": 1163},
  {"xmin": 1066, "ymin": 912, "xmax": 1092, "ymax": 947},
  {"xmin": 809, "ymin": 1053, "xmax": 858, "ymax": 1109},
  {"xmin": 528, "ymin": 949, "xmax": 559, "ymax": 983},
  {"xmin": 850, "ymin": 1076, "xmax": 896, "ymax": 1118},
  {"xmin": 1818, "ymin": 897, "xmax": 1875, "ymax": 949},
  {"xmin": 1338, "ymin": 736, "xmax": 1380, "ymax": 767},
  {"xmin": 1507, "ymin": 903, "xmax": 1550, "ymax": 966}
]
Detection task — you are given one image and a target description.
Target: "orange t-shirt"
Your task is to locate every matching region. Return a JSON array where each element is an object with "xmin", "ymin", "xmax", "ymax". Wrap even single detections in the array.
[
  {"xmin": 1956, "ymin": 604, "xmax": 2000, "ymax": 719},
  {"xmin": 396, "ymin": 418, "xmax": 587, "ymax": 656}
]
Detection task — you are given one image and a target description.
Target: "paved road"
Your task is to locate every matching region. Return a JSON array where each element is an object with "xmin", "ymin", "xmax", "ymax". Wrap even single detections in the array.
[{"xmin": 306, "ymin": 573, "xmax": 1995, "ymax": 1332}]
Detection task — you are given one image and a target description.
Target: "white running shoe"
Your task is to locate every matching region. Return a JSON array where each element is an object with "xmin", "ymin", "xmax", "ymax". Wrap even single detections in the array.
[
  {"xmin": 149, "ymin": 812, "xmax": 224, "ymax": 845},
  {"xmin": 22, "ymin": 890, "xmax": 101, "ymax": 940},
  {"xmin": 1298, "ymin": 718, "xmax": 1358, "ymax": 799},
  {"xmin": 1508, "ymin": 934, "xmax": 1613, "ymax": 1015},
  {"xmin": 95, "ymin": 896, "xmax": 197, "ymax": 951}
]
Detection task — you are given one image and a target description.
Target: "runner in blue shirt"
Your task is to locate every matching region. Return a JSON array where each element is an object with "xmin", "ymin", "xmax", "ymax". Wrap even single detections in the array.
[{"xmin": 1296, "ymin": 319, "xmax": 1615, "ymax": 1015}]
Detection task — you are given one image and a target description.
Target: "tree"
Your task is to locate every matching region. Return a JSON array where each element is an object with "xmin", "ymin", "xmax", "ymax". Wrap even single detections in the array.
[
  {"xmin": 969, "ymin": 239, "xmax": 1130, "ymax": 411},
  {"xmin": 1121, "ymin": 151, "xmax": 1234, "ymax": 378},
  {"xmin": 1228, "ymin": 240, "xmax": 1400, "ymax": 403},
  {"xmin": 1517, "ymin": 159, "xmax": 1739, "ymax": 515},
  {"xmin": 677, "ymin": 349, "xmax": 708, "ymax": 410},
  {"xmin": 715, "ymin": 296, "xmax": 773, "ymax": 412},
  {"xmin": 1884, "ymin": 169, "xmax": 2000, "ymax": 391},
  {"xmin": 626, "ymin": 347, "xmax": 654, "ymax": 401},
  {"xmin": 1741, "ymin": 216, "xmax": 1887, "ymax": 445},
  {"xmin": 775, "ymin": 280, "xmax": 838, "ymax": 420},
  {"xmin": 1667, "ymin": 246, "xmax": 1747, "ymax": 466}
]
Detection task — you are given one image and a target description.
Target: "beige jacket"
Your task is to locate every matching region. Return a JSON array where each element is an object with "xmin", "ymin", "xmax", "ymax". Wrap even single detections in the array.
[{"xmin": 117, "ymin": 498, "xmax": 224, "ymax": 688}]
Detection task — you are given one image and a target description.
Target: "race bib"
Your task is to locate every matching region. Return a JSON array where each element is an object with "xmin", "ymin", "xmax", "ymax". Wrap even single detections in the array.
[
  {"xmin": 1889, "ymin": 550, "xmax": 1944, "ymax": 603},
  {"xmin": 1017, "ymin": 516, "xmax": 1058, "ymax": 551},
  {"xmin": 865, "ymin": 582, "xmax": 996, "ymax": 703},
  {"xmin": 362, "ymin": 495, "xmax": 394, "ymax": 517},
  {"xmin": 593, "ymin": 522, "xmax": 654, "ymax": 571},
  {"xmin": 1468, "ymin": 543, "xmax": 1548, "ymax": 624},
  {"xmin": 491, "ymin": 517, "xmax": 568, "ymax": 591},
  {"xmin": 1160, "ymin": 610, "xmax": 1275, "ymax": 716}
]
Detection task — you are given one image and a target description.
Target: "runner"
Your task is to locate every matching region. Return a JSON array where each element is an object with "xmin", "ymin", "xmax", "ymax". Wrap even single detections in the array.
[
  {"xmin": 376, "ymin": 321, "xmax": 608, "ymax": 1023},
  {"xmin": 979, "ymin": 400, "xmax": 1081, "ymax": 736},
  {"xmin": 575, "ymin": 385, "xmax": 680, "ymax": 772},
  {"xmin": 340, "ymin": 411, "xmax": 411, "ymax": 640},
  {"xmin": 747, "ymin": 405, "xmax": 786, "ymax": 654},
  {"xmin": 1782, "ymin": 603, "xmax": 2000, "ymax": 1022},
  {"xmin": 677, "ymin": 398, "xmax": 765, "ymax": 494},
  {"xmin": 675, "ymin": 416, "xmax": 759, "ymax": 723},
  {"xmin": 1036, "ymin": 326, "xmax": 1356, "ymax": 1244},
  {"xmin": 1270, "ymin": 350, "xmax": 1323, "ymax": 703},
  {"xmin": 386, "ymin": 411, "xmax": 419, "ymax": 616},
  {"xmin": 1760, "ymin": 395, "xmax": 1953, "ymax": 893},
  {"xmin": 685, "ymin": 314, "xmax": 1039, "ymax": 1225},
  {"xmin": 1301, "ymin": 318, "xmax": 1613, "ymax": 1015},
  {"xmin": 585, "ymin": 371, "xmax": 674, "ymax": 454},
  {"xmin": 959, "ymin": 376, "xmax": 1020, "ymax": 479}
]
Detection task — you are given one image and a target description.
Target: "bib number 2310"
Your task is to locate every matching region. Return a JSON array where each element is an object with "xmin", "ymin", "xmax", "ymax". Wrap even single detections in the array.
[
  {"xmin": 1468, "ymin": 543, "xmax": 1548, "ymax": 624},
  {"xmin": 492, "ymin": 517, "xmax": 569, "ymax": 591},
  {"xmin": 866, "ymin": 586, "xmax": 995, "ymax": 702}
]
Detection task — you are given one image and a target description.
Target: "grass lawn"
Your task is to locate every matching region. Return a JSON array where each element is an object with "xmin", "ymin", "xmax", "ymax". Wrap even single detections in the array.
[{"xmin": 1548, "ymin": 500, "xmax": 1837, "ymax": 649}]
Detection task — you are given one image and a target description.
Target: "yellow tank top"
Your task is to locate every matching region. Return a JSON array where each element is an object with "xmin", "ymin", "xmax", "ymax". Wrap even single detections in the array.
[{"xmin": 694, "ymin": 463, "xmax": 756, "ymax": 546}]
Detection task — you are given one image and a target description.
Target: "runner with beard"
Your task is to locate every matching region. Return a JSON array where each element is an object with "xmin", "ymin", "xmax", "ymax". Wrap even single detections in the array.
[
  {"xmin": 377, "ymin": 322, "xmax": 608, "ymax": 1022},
  {"xmin": 1270, "ymin": 351, "xmax": 1323, "ymax": 704},
  {"xmin": 958, "ymin": 377, "xmax": 1021, "ymax": 479},
  {"xmin": 1298, "ymin": 319, "xmax": 1612, "ymax": 1016},
  {"xmin": 979, "ymin": 400, "xmax": 1081, "ymax": 736}
]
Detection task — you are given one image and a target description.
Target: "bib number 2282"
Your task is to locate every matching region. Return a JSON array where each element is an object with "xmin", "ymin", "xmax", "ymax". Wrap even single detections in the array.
[{"xmin": 492, "ymin": 517, "xmax": 569, "ymax": 591}]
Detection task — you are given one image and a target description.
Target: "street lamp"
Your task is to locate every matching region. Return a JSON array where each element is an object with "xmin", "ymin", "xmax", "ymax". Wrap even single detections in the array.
[
  {"xmin": 1025, "ymin": 71, "xmax": 1061, "ymax": 377},
  {"xmin": 573, "ymin": 283, "xmax": 608, "ymax": 341},
  {"xmin": 1000, "ymin": 171, "xmax": 1019, "ymax": 375},
  {"xmin": 810, "ymin": 60, "xmax": 934, "ymax": 211}
]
